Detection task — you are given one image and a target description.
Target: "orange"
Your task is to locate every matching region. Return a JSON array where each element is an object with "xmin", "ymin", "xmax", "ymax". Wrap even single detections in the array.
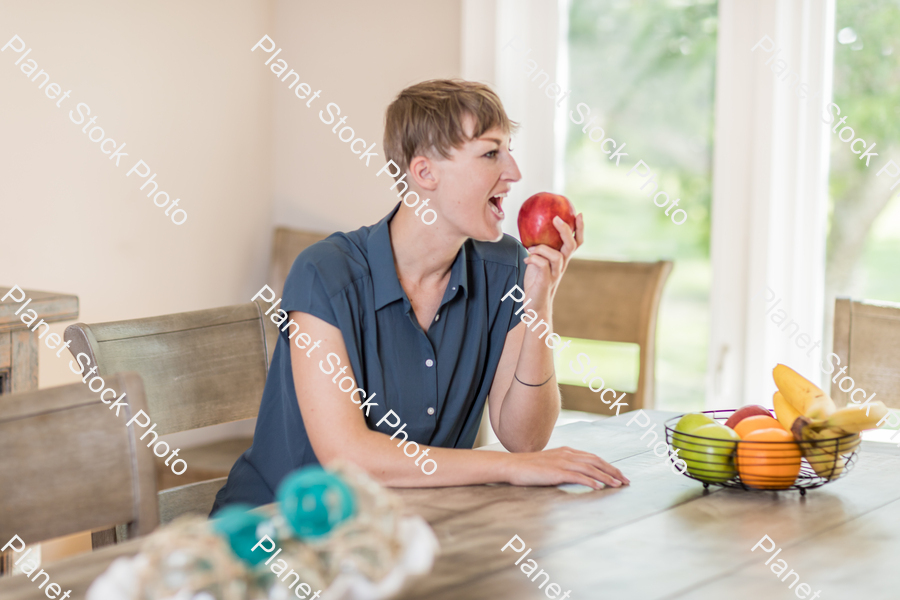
[
  {"xmin": 734, "ymin": 415, "xmax": 783, "ymax": 439},
  {"xmin": 736, "ymin": 428, "xmax": 801, "ymax": 490}
]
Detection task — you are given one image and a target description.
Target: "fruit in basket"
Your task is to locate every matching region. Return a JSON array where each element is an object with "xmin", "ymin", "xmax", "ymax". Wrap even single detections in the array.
[
  {"xmin": 804, "ymin": 446, "xmax": 845, "ymax": 479},
  {"xmin": 805, "ymin": 393, "xmax": 838, "ymax": 421},
  {"xmin": 677, "ymin": 423, "xmax": 740, "ymax": 483},
  {"xmin": 772, "ymin": 364, "xmax": 824, "ymax": 414},
  {"xmin": 789, "ymin": 402, "xmax": 883, "ymax": 479},
  {"xmin": 773, "ymin": 394, "xmax": 870, "ymax": 480},
  {"xmin": 734, "ymin": 415, "xmax": 784, "ymax": 439},
  {"xmin": 805, "ymin": 427, "xmax": 860, "ymax": 454},
  {"xmin": 768, "ymin": 364, "xmax": 877, "ymax": 483},
  {"xmin": 725, "ymin": 405, "xmax": 772, "ymax": 430},
  {"xmin": 791, "ymin": 399, "xmax": 886, "ymax": 441},
  {"xmin": 517, "ymin": 192, "xmax": 577, "ymax": 251},
  {"xmin": 800, "ymin": 428, "xmax": 857, "ymax": 479},
  {"xmin": 736, "ymin": 428, "xmax": 802, "ymax": 490},
  {"xmin": 672, "ymin": 413, "xmax": 717, "ymax": 455},
  {"xmin": 773, "ymin": 364, "xmax": 836, "ymax": 419},
  {"xmin": 674, "ymin": 412, "xmax": 716, "ymax": 436},
  {"xmin": 773, "ymin": 391, "xmax": 801, "ymax": 432},
  {"xmin": 812, "ymin": 401, "xmax": 889, "ymax": 434},
  {"xmin": 771, "ymin": 364, "xmax": 884, "ymax": 429}
]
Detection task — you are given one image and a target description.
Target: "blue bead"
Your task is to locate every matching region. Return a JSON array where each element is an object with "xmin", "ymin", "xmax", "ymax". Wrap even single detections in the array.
[
  {"xmin": 211, "ymin": 504, "xmax": 273, "ymax": 565},
  {"xmin": 277, "ymin": 466, "xmax": 356, "ymax": 539}
]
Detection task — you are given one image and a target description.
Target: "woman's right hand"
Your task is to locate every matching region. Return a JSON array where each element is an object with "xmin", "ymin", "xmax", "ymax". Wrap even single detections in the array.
[{"xmin": 503, "ymin": 446, "xmax": 630, "ymax": 490}]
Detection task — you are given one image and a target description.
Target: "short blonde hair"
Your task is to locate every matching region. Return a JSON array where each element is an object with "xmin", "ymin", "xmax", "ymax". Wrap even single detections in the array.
[{"xmin": 383, "ymin": 79, "xmax": 517, "ymax": 179}]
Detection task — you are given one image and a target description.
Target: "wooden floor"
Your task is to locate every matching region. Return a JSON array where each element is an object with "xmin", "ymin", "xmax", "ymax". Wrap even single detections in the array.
[{"xmin": 2, "ymin": 411, "xmax": 898, "ymax": 599}]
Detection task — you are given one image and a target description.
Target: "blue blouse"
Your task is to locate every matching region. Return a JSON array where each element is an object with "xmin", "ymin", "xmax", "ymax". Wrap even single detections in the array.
[{"xmin": 211, "ymin": 203, "xmax": 527, "ymax": 512}]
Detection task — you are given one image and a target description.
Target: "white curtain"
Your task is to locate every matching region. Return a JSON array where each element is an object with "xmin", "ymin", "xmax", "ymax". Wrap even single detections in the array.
[
  {"xmin": 461, "ymin": 0, "xmax": 568, "ymax": 237},
  {"xmin": 707, "ymin": 0, "xmax": 835, "ymax": 408}
]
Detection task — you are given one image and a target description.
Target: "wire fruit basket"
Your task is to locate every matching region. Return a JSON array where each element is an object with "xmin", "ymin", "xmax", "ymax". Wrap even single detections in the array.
[{"xmin": 664, "ymin": 409, "xmax": 860, "ymax": 495}]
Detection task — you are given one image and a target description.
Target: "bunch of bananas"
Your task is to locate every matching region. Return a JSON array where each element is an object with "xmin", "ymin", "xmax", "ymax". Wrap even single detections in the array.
[{"xmin": 772, "ymin": 364, "xmax": 888, "ymax": 480}]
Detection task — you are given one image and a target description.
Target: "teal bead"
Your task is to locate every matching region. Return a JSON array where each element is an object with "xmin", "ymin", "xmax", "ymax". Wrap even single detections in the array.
[
  {"xmin": 211, "ymin": 504, "xmax": 273, "ymax": 565},
  {"xmin": 277, "ymin": 467, "xmax": 356, "ymax": 539}
]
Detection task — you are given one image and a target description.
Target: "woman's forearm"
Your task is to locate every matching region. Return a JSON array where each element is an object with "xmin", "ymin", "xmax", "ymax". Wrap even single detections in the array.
[
  {"xmin": 496, "ymin": 310, "xmax": 561, "ymax": 452},
  {"xmin": 322, "ymin": 427, "xmax": 629, "ymax": 491},
  {"xmin": 323, "ymin": 429, "xmax": 513, "ymax": 487}
]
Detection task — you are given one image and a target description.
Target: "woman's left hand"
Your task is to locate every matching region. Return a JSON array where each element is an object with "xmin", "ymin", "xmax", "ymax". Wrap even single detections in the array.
[{"xmin": 521, "ymin": 213, "xmax": 584, "ymax": 312}]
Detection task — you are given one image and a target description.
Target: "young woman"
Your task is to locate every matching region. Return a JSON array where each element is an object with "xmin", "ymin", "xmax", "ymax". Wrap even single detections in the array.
[{"xmin": 211, "ymin": 79, "xmax": 628, "ymax": 514}]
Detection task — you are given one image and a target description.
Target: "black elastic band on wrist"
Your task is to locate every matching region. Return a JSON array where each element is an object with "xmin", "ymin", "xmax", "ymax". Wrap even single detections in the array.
[{"xmin": 514, "ymin": 373, "xmax": 555, "ymax": 387}]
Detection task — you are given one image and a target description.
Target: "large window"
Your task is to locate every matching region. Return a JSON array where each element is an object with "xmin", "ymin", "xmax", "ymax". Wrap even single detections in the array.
[
  {"xmin": 562, "ymin": 0, "xmax": 718, "ymax": 411},
  {"xmin": 824, "ymin": 0, "xmax": 900, "ymax": 346}
]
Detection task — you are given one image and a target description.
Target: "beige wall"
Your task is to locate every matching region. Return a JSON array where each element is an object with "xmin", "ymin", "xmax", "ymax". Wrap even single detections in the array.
[
  {"xmin": 0, "ymin": 0, "xmax": 276, "ymax": 389},
  {"xmin": 271, "ymin": 0, "xmax": 462, "ymax": 232},
  {"xmin": 1, "ymin": 0, "xmax": 462, "ymax": 390}
]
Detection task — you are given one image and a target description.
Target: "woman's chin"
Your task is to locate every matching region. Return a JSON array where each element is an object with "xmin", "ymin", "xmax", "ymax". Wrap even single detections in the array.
[{"xmin": 468, "ymin": 225, "xmax": 504, "ymax": 243}]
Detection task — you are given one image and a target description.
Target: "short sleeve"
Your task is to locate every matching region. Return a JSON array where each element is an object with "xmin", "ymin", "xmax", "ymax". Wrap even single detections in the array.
[
  {"xmin": 507, "ymin": 243, "xmax": 530, "ymax": 332},
  {"xmin": 280, "ymin": 244, "xmax": 342, "ymax": 338}
]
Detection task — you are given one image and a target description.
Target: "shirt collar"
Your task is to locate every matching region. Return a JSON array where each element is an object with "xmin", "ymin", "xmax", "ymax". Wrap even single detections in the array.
[{"xmin": 368, "ymin": 203, "xmax": 468, "ymax": 312}]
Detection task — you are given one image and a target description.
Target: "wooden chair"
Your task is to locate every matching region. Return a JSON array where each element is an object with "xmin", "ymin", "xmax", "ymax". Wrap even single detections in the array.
[
  {"xmin": 831, "ymin": 297, "xmax": 900, "ymax": 409},
  {"xmin": 63, "ymin": 302, "xmax": 271, "ymax": 528},
  {"xmin": 552, "ymin": 259, "xmax": 672, "ymax": 415},
  {"xmin": 263, "ymin": 227, "xmax": 331, "ymax": 360},
  {"xmin": 158, "ymin": 476, "xmax": 228, "ymax": 525},
  {"xmin": 0, "ymin": 287, "xmax": 78, "ymax": 394},
  {"xmin": 473, "ymin": 258, "xmax": 672, "ymax": 446},
  {"xmin": 270, "ymin": 227, "xmax": 331, "ymax": 299},
  {"xmin": 0, "ymin": 373, "xmax": 158, "ymax": 549}
]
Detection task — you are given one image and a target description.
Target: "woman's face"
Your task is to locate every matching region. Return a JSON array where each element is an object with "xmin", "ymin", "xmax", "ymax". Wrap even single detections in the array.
[{"xmin": 427, "ymin": 118, "xmax": 522, "ymax": 243}]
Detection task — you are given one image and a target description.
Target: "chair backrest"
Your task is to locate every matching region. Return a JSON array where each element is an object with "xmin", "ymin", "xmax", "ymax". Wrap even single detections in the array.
[
  {"xmin": 264, "ymin": 227, "xmax": 331, "ymax": 360},
  {"xmin": 0, "ymin": 373, "xmax": 158, "ymax": 545},
  {"xmin": 158, "ymin": 477, "xmax": 228, "ymax": 525},
  {"xmin": 270, "ymin": 227, "xmax": 331, "ymax": 299},
  {"xmin": 553, "ymin": 258, "xmax": 673, "ymax": 414},
  {"xmin": 831, "ymin": 297, "xmax": 900, "ymax": 409},
  {"xmin": 63, "ymin": 302, "xmax": 270, "ymax": 435}
]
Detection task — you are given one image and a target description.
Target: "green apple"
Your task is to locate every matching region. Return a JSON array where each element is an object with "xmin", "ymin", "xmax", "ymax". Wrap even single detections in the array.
[
  {"xmin": 672, "ymin": 412, "xmax": 716, "ymax": 459},
  {"xmin": 677, "ymin": 423, "xmax": 740, "ymax": 483},
  {"xmin": 674, "ymin": 412, "xmax": 716, "ymax": 436}
]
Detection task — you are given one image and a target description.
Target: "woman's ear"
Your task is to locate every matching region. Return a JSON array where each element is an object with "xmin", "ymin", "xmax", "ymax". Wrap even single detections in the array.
[{"xmin": 408, "ymin": 155, "xmax": 439, "ymax": 192}]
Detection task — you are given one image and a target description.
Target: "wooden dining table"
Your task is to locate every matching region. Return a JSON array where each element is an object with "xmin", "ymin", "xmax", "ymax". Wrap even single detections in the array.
[{"xmin": 2, "ymin": 409, "xmax": 899, "ymax": 599}]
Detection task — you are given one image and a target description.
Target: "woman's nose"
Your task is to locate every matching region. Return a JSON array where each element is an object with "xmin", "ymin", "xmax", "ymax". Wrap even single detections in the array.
[{"xmin": 504, "ymin": 153, "xmax": 523, "ymax": 182}]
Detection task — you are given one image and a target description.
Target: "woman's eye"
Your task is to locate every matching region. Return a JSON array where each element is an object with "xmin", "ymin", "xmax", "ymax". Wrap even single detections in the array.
[{"xmin": 484, "ymin": 150, "xmax": 498, "ymax": 158}]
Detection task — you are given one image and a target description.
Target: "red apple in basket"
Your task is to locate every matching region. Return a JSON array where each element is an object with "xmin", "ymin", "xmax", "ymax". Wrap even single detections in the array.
[
  {"xmin": 724, "ymin": 405, "xmax": 772, "ymax": 430},
  {"xmin": 517, "ymin": 192, "xmax": 577, "ymax": 251}
]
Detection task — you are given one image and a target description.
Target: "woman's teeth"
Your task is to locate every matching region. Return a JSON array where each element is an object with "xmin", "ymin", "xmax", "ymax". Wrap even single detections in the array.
[{"xmin": 489, "ymin": 194, "xmax": 505, "ymax": 217}]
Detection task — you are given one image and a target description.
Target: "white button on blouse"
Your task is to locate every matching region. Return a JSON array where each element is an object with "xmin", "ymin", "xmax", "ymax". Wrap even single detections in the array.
[
  {"xmin": 427, "ymin": 407, "xmax": 435, "ymax": 415},
  {"xmin": 425, "ymin": 359, "xmax": 434, "ymax": 367}
]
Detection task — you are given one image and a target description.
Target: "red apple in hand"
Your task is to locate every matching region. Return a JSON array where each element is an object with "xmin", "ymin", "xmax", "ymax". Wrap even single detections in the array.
[{"xmin": 517, "ymin": 192, "xmax": 577, "ymax": 251}]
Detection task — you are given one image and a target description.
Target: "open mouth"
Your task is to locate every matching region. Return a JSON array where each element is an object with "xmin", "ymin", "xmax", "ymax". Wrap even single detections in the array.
[{"xmin": 488, "ymin": 193, "xmax": 506, "ymax": 218}]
